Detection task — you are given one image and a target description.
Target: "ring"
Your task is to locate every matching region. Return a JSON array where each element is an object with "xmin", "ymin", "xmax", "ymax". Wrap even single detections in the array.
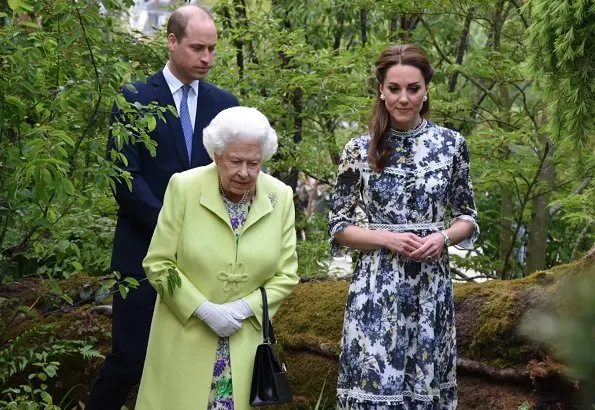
[{"xmin": 425, "ymin": 256, "xmax": 432, "ymax": 262}]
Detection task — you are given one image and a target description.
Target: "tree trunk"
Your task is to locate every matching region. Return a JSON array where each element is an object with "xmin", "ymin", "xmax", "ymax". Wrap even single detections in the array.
[
  {"xmin": 333, "ymin": 7, "xmax": 345, "ymax": 51},
  {"xmin": 360, "ymin": 9, "xmax": 368, "ymax": 46},
  {"xmin": 323, "ymin": 116, "xmax": 340, "ymax": 166},
  {"xmin": 233, "ymin": 0, "xmax": 247, "ymax": 85},
  {"xmin": 398, "ymin": 15, "xmax": 417, "ymax": 41},
  {"xmin": 492, "ymin": 0, "xmax": 517, "ymax": 280},
  {"xmin": 525, "ymin": 136, "xmax": 555, "ymax": 275},
  {"xmin": 448, "ymin": 7, "xmax": 475, "ymax": 93},
  {"xmin": 584, "ymin": 241, "xmax": 595, "ymax": 262},
  {"xmin": 389, "ymin": 15, "xmax": 398, "ymax": 42},
  {"xmin": 499, "ymin": 190, "xmax": 515, "ymax": 279}
]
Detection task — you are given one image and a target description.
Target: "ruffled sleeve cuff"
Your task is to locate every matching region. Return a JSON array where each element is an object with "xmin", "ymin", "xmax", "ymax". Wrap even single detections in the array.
[
  {"xmin": 450, "ymin": 215, "xmax": 480, "ymax": 249},
  {"xmin": 328, "ymin": 221, "xmax": 351, "ymax": 256}
]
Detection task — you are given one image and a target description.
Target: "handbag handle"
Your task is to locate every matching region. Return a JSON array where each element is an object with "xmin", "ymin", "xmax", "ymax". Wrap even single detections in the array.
[{"xmin": 259, "ymin": 287, "xmax": 276, "ymax": 344}]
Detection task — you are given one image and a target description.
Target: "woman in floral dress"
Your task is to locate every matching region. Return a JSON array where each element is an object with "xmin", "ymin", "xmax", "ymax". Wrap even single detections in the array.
[{"xmin": 328, "ymin": 44, "xmax": 479, "ymax": 409}]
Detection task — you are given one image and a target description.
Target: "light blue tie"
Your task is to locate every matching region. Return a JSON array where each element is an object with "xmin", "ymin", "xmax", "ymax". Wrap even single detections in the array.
[{"xmin": 179, "ymin": 84, "xmax": 193, "ymax": 164}]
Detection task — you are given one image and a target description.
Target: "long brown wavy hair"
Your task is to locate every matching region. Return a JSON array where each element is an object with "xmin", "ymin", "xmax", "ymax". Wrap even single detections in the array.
[{"xmin": 368, "ymin": 44, "xmax": 434, "ymax": 172}]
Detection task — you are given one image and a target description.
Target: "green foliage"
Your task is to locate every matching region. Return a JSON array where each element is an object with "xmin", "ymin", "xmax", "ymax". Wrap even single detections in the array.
[
  {"xmin": 0, "ymin": 324, "xmax": 101, "ymax": 408},
  {"xmin": 0, "ymin": 0, "xmax": 163, "ymax": 283},
  {"xmin": 312, "ymin": 373, "xmax": 331, "ymax": 410},
  {"xmin": 517, "ymin": 401, "xmax": 531, "ymax": 410},
  {"xmin": 524, "ymin": 0, "xmax": 595, "ymax": 146},
  {"xmin": 296, "ymin": 213, "xmax": 332, "ymax": 278},
  {"xmin": 211, "ymin": 0, "xmax": 595, "ymax": 281},
  {"xmin": 154, "ymin": 266, "xmax": 182, "ymax": 299},
  {"xmin": 0, "ymin": 0, "xmax": 593, "ymax": 403}
]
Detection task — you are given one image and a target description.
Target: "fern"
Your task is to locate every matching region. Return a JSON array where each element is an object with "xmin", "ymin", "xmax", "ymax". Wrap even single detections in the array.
[
  {"xmin": 0, "ymin": 324, "xmax": 54, "ymax": 384},
  {"xmin": 0, "ymin": 322, "xmax": 102, "ymax": 408},
  {"xmin": 0, "ymin": 323, "xmax": 102, "ymax": 393},
  {"xmin": 517, "ymin": 401, "xmax": 531, "ymax": 410}
]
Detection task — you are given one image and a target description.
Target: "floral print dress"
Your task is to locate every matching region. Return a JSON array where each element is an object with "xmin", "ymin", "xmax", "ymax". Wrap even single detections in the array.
[
  {"xmin": 328, "ymin": 120, "xmax": 479, "ymax": 410},
  {"xmin": 207, "ymin": 195, "xmax": 253, "ymax": 410}
]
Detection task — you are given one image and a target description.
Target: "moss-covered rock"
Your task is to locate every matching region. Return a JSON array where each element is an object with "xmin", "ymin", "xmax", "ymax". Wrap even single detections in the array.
[
  {"xmin": 2, "ymin": 259, "xmax": 593, "ymax": 408},
  {"xmin": 271, "ymin": 260, "xmax": 594, "ymax": 407},
  {"xmin": 274, "ymin": 280, "xmax": 347, "ymax": 407},
  {"xmin": 0, "ymin": 274, "xmax": 112, "ymax": 404}
]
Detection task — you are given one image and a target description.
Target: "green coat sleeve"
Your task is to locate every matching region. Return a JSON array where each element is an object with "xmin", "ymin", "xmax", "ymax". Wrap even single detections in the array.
[
  {"xmin": 244, "ymin": 184, "xmax": 299, "ymax": 328},
  {"xmin": 143, "ymin": 173, "xmax": 207, "ymax": 324}
]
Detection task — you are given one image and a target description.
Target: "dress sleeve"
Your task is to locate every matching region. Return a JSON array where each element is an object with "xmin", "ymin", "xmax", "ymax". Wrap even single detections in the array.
[
  {"xmin": 328, "ymin": 138, "xmax": 364, "ymax": 254},
  {"xmin": 449, "ymin": 135, "xmax": 479, "ymax": 248},
  {"xmin": 143, "ymin": 173, "xmax": 208, "ymax": 324}
]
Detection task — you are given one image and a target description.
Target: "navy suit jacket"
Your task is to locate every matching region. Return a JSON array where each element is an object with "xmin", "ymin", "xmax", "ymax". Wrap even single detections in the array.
[{"xmin": 108, "ymin": 70, "xmax": 239, "ymax": 276}]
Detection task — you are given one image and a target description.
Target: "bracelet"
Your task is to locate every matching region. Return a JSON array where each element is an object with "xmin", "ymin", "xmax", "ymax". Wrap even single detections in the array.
[{"xmin": 439, "ymin": 230, "xmax": 452, "ymax": 247}]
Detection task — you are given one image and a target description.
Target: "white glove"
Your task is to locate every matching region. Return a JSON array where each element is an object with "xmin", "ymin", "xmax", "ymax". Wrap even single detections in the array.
[
  {"xmin": 194, "ymin": 301, "xmax": 242, "ymax": 337},
  {"xmin": 222, "ymin": 299, "xmax": 254, "ymax": 320}
]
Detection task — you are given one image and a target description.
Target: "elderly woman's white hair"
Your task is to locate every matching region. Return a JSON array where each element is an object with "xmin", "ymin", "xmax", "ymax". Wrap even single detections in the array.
[{"xmin": 203, "ymin": 106, "xmax": 278, "ymax": 161}]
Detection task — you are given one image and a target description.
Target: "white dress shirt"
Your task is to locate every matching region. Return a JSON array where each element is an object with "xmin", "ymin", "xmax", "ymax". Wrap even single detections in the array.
[{"xmin": 163, "ymin": 63, "xmax": 199, "ymax": 130}]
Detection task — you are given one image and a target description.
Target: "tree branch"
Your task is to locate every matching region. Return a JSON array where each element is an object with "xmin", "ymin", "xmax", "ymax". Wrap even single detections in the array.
[
  {"xmin": 570, "ymin": 223, "xmax": 592, "ymax": 261},
  {"xmin": 549, "ymin": 176, "xmax": 593, "ymax": 217},
  {"xmin": 418, "ymin": 16, "xmax": 499, "ymax": 105},
  {"xmin": 500, "ymin": 141, "xmax": 551, "ymax": 278},
  {"xmin": 448, "ymin": 7, "xmax": 475, "ymax": 93},
  {"xmin": 70, "ymin": 0, "xmax": 102, "ymax": 175},
  {"xmin": 509, "ymin": 81, "xmax": 539, "ymax": 132},
  {"xmin": 509, "ymin": 0, "xmax": 530, "ymax": 28},
  {"xmin": 458, "ymin": 358, "xmax": 530, "ymax": 383}
]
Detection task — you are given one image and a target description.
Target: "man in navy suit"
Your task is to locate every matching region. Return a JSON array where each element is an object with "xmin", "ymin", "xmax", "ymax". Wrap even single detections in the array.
[{"xmin": 86, "ymin": 6, "xmax": 238, "ymax": 409}]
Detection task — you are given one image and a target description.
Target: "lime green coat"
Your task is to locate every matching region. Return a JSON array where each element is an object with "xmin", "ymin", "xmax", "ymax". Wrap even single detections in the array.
[{"xmin": 135, "ymin": 163, "xmax": 299, "ymax": 410}]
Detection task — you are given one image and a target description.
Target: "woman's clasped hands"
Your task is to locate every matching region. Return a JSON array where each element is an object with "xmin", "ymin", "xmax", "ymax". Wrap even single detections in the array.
[
  {"xmin": 382, "ymin": 231, "xmax": 446, "ymax": 262},
  {"xmin": 194, "ymin": 299, "xmax": 254, "ymax": 337}
]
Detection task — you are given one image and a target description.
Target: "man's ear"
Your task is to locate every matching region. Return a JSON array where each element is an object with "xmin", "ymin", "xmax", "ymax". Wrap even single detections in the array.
[{"xmin": 167, "ymin": 33, "xmax": 177, "ymax": 51}]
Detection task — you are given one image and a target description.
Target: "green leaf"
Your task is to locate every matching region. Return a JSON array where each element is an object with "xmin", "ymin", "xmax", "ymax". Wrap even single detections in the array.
[
  {"xmin": 7, "ymin": 0, "xmax": 21, "ymax": 11},
  {"xmin": 39, "ymin": 390, "xmax": 52, "ymax": 404},
  {"xmin": 168, "ymin": 104, "xmax": 178, "ymax": 117},
  {"xmin": 71, "ymin": 261, "xmax": 84, "ymax": 271},
  {"xmin": 118, "ymin": 284, "xmax": 129, "ymax": 299},
  {"xmin": 18, "ymin": 305, "xmax": 38, "ymax": 317},
  {"xmin": 124, "ymin": 83, "xmax": 138, "ymax": 93},
  {"xmin": 61, "ymin": 293, "xmax": 73, "ymax": 305},
  {"xmin": 18, "ymin": 20, "xmax": 39, "ymax": 28},
  {"xmin": 124, "ymin": 277, "xmax": 139, "ymax": 288},
  {"xmin": 5, "ymin": 95, "xmax": 26, "ymax": 115},
  {"xmin": 102, "ymin": 279, "xmax": 117, "ymax": 289},
  {"xmin": 57, "ymin": 239, "xmax": 70, "ymax": 252},
  {"xmin": 145, "ymin": 113, "xmax": 156, "ymax": 131}
]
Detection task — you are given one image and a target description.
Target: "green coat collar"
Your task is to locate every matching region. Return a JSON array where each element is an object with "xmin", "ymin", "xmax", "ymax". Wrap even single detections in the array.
[{"xmin": 199, "ymin": 163, "xmax": 274, "ymax": 232}]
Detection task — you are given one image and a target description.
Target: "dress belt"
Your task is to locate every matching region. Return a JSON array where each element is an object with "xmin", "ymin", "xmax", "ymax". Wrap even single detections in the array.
[{"xmin": 365, "ymin": 222, "xmax": 444, "ymax": 232}]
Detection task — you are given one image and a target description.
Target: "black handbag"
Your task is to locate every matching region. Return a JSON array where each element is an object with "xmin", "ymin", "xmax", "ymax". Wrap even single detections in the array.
[{"xmin": 249, "ymin": 287, "xmax": 293, "ymax": 407}]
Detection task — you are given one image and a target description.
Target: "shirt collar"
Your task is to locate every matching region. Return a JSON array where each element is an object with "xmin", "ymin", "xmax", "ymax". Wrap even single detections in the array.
[{"xmin": 163, "ymin": 62, "xmax": 199, "ymax": 95}]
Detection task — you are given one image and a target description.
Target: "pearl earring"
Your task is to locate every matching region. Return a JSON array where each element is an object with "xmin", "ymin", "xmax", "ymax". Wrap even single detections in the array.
[
  {"xmin": 380, "ymin": 94, "xmax": 386, "ymax": 100},
  {"xmin": 423, "ymin": 95, "xmax": 428, "ymax": 102}
]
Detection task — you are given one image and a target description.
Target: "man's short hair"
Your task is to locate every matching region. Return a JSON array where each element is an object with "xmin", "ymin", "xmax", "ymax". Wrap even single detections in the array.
[{"xmin": 166, "ymin": 6, "xmax": 214, "ymax": 42}]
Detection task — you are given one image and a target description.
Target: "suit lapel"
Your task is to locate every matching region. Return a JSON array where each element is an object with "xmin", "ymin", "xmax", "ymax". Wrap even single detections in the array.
[
  {"xmin": 151, "ymin": 71, "xmax": 190, "ymax": 169},
  {"xmin": 191, "ymin": 81, "xmax": 214, "ymax": 168}
]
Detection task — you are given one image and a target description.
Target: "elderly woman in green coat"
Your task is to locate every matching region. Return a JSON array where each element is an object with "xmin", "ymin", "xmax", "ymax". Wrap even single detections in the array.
[{"xmin": 135, "ymin": 106, "xmax": 299, "ymax": 410}]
